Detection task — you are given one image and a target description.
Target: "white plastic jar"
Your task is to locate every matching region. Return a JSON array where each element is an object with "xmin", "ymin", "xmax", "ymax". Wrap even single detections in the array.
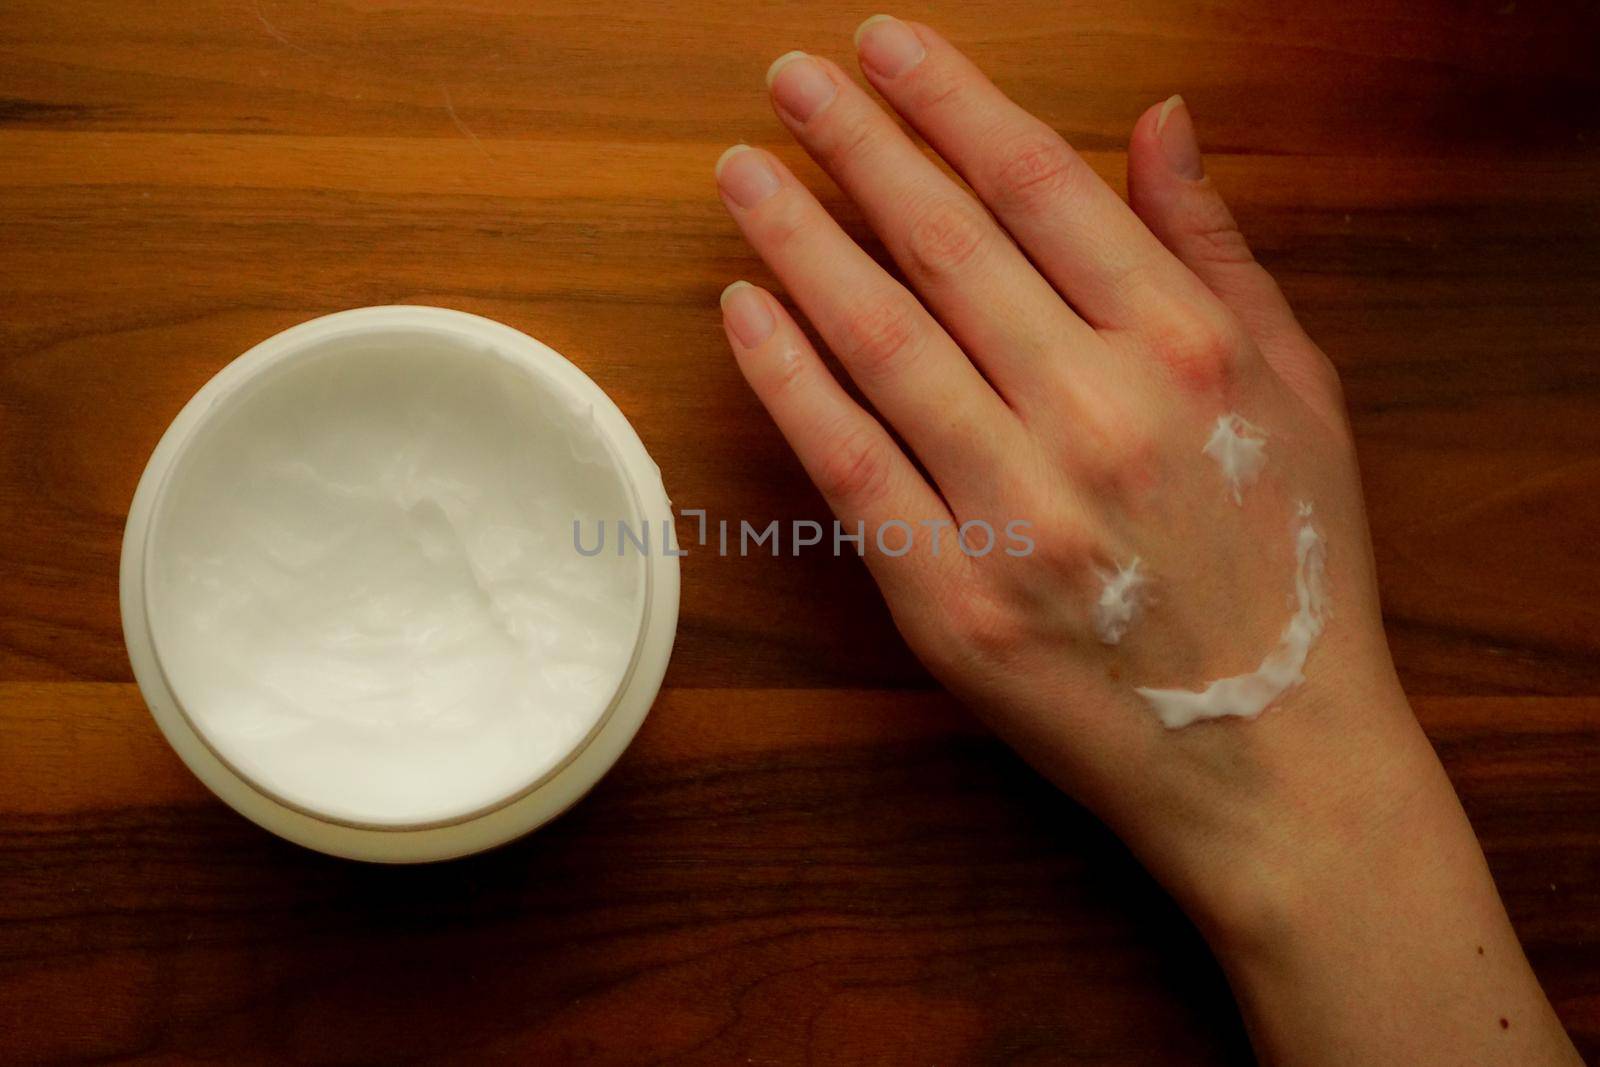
[{"xmin": 120, "ymin": 307, "xmax": 678, "ymax": 861}]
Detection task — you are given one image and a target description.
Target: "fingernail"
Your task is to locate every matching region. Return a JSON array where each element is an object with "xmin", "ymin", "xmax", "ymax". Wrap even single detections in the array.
[
  {"xmin": 855, "ymin": 15, "xmax": 925, "ymax": 79},
  {"xmin": 715, "ymin": 145, "xmax": 781, "ymax": 209},
  {"xmin": 767, "ymin": 51, "xmax": 837, "ymax": 123},
  {"xmin": 1156, "ymin": 94, "xmax": 1204, "ymax": 180},
  {"xmin": 721, "ymin": 281, "xmax": 776, "ymax": 347}
]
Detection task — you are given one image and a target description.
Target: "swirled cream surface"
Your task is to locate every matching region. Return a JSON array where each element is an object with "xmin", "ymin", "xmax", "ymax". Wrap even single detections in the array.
[{"xmin": 144, "ymin": 332, "xmax": 646, "ymax": 828}]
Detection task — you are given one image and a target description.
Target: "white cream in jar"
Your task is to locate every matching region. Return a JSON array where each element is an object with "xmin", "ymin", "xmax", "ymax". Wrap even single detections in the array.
[{"xmin": 122, "ymin": 307, "xmax": 678, "ymax": 860}]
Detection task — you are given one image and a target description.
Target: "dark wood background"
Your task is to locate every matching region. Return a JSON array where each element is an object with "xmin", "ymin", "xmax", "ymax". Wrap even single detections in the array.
[{"xmin": 3, "ymin": 1, "xmax": 1598, "ymax": 1062}]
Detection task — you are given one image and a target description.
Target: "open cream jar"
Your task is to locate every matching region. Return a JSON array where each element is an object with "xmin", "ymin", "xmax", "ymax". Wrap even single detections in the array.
[{"xmin": 120, "ymin": 307, "xmax": 678, "ymax": 861}]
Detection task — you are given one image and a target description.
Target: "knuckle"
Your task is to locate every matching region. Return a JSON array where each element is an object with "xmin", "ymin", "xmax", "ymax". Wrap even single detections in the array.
[
  {"xmin": 1025, "ymin": 516, "xmax": 1095, "ymax": 576},
  {"xmin": 819, "ymin": 117, "xmax": 879, "ymax": 171},
  {"xmin": 941, "ymin": 588, "xmax": 1022, "ymax": 660},
  {"xmin": 837, "ymin": 296, "xmax": 923, "ymax": 380},
  {"xmin": 1182, "ymin": 196, "xmax": 1256, "ymax": 267},
  {"xmin": 760, "ymin": 201, "xmax": 808, "ymax": 254},
  {"xmin": 1144, "ymin": 305, "xmax": 1245, "ymax": 394},
  {"xmin": 1071, "ymin": 405, "xmax": 1161, "ymax": 493},
  {"xmin": 911, "ymin": 72, "xmax": 966, "ymax": 113},
  {"xmin": 759, "ymin": 344, "xmax": 810, "ymax": 398},
  {"xmin": 814, "ymin": 425, "xmax": 893, "ymax": 505},
  {"xmin": 990, "ymin": 125, "xmax": 1081, "ymax": 209},
  {"xmin": 1191, "ymin": 222, "xmax": 1256, "ymax": 267},
  {"xmin": 903, "ymin": 196, "xmax": 989, "ymax": 279},
  {"xmin": 1105, "ymin": 257, "xmax": 1162, "ymax": 311}
]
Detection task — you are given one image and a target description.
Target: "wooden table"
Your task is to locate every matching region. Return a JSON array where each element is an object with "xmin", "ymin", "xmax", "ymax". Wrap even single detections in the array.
[{"xmin": 3, "ymin": 1, "xmax": 1597, "ymax": 1062}]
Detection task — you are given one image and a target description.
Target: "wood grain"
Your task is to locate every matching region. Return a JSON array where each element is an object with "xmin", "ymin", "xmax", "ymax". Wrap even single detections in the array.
[
  {"xmin": 3, "ymin": 685, "xmax": 1596, "ymax": 1064},
  {"xmin": 2, "ymin": 0, "xmax": 1599, "ymax": 1062}
]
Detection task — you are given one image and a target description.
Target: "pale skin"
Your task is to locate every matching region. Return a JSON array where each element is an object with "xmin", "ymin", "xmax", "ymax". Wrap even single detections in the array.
[{"xmin": 714, "ymin": 16, "xmax": 1581, "ymax": 1066}]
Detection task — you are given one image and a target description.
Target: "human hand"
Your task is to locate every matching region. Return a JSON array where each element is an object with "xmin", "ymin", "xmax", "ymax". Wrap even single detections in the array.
[
  {"xmin": 714, "ymin": 17, "xmax": 1580, "ymax": 1065},
  {"xmin": 714, "ymin": 16, "xmax": 1401, "ymax": 893}
]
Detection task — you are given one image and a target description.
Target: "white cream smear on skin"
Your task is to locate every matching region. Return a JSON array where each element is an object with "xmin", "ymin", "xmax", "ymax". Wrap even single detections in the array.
[
  {"xmin": 145, "ymin": 334, "xmax": 645, "ymax": 827},
  {"xmin": 1203, "ymin": 413, "xmax": 1267, "ymax": 506},
  {"xmin": 1093, "ymin": 558, "xmax": 1147, "ymax": 645},
  {"xmin": 1136, "ymin": 505, "xmax": 1328, "ymax": 729},
  {"xmin": 1128, "ymin": 413, "xmax": 1331, "ymax": 729}
]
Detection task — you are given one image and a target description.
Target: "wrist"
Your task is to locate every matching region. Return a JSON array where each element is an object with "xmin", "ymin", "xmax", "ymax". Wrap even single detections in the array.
[
  {"xmin": 1163, "ymin": 703, "xmax": 1581, "ymax": 1065},
  {"xmin": 1123, "ymin": 683, "xmax": 1453, "ymax": 952},
  {"xmin": 1194, "ymin": 727, "xmax": 1459, "ymax": 961}
]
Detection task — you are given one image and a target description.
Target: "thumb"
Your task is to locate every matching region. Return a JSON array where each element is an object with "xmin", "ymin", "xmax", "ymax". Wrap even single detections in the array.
[
  {"xmin": 1128, "ymin": 96, "xmax": 1344, "ymax": 419},
  {"xmin": 1128, "ymin": 95, "xmax": 1297, "ymax": 344}
]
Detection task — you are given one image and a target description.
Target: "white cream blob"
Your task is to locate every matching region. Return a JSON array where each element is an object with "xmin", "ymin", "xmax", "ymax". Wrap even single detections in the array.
[
  {"xmin": 1093, "ymin": 558, "xmax": 1148, "ymax": 645},
  {"xmin": 1135, "ymin": 504, "xmax": 1328, "ymax": 729},
  {"xmin": 1203, "ymin": 413, "xmax": 1267, "ymax": 505},
  {"xmin": 143, "ymin": 332, "xmax": 646, "ymax": 827}
]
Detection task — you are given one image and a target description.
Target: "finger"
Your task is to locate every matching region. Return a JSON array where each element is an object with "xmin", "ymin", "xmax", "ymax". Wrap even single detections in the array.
[
  {"xmin": 720, "ymin": 280, "xmax": 958, "ymax": 593},
  {"xmin": 764, "ymin": 50, "xmax": 1098, "ymax": 409},
  {"xmin": 715, "ymin": 143, "xmax": 1022, "ymax": 506},
  {"xmin": 1127, "ymin": 96, "xmax": 1344, "ymax": 409},
  {"xmin": 1127, "ymin": 95, "xmax": 1302, "ymax": 348},
  {"xmin": 852, "ymin": 16, "xmax": 1216, "ymax": 334}
]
